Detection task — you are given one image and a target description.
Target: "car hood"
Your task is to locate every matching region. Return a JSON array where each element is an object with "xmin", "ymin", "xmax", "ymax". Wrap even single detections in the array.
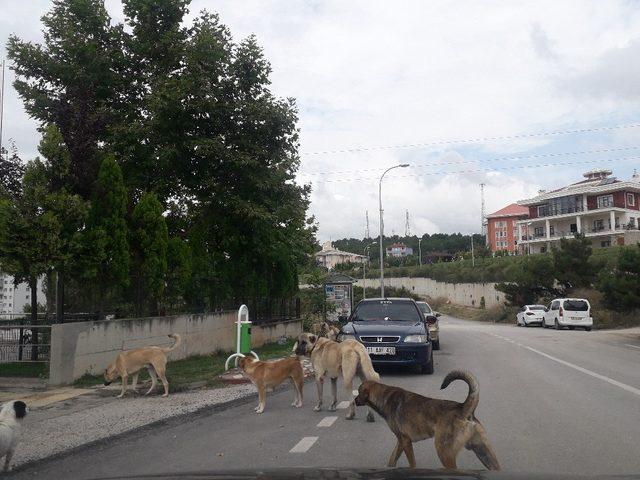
[{"xmin": 345, "ymin": 320, "xmax": 425, "ymax": 337}]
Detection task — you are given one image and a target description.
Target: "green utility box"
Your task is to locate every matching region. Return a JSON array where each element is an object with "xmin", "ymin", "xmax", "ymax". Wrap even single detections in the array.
[{"xmin": 239, "ymin": 322, "xmax": 252, "ymax": 354}]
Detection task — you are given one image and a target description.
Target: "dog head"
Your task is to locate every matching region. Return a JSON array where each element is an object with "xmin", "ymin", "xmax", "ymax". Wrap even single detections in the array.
[
  {"xmin": 237, "ymin": 355, "xmax": 253, "ymax": 371},
  {"xmin": 354, "ymin": 380, "xmax": 376, "ymax": 406},
  {"xmin": 0, "ymin": 400, "xmax": 28, "ymax": 420},
  {"xmin": 293, "ymin": 332, "xmax": 318, "ymax": 356},
  {"xmin": 103, "ymin": 361, "xmax": 119, "ymax": 386}
]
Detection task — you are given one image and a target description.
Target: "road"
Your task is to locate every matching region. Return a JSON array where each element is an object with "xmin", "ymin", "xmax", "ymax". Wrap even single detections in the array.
[{"xmin": 13, "ymin": 316, "xmax": 640, "ymax": 478}]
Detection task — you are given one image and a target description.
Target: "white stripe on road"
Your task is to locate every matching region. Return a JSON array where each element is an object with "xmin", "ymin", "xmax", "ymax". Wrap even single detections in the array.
[
  {"xmin": 316, "ymin": 416, "xmax": 338, "ymax": 427},
  {"xmin": 336, "ymin": 400, "xmax": 350, "ymax": 409},
  {"xmin": 524, "ymin": 346, "xmax": 640, "ymax": 397},
  {"xmin": 289, "ymin": 436, "xmax": 318, "ymax": 453},
  {"xmin": 625, "ymin": 344, "xmax": 640, "ymax": 350}
]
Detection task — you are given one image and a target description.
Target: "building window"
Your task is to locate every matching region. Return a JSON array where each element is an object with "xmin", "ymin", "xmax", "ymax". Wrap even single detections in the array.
[
  {"xmin": 597, "ymin": 194, "xmax": 614, "ymax": 208},
  {"xmin": 534, "ymin": 227, "xmax": 545, "ymax": 237},
  {"xmin": 601, "ymin": 240, "xmax": 611, "ymax": 247},
  {"xmin": 593, "ymin": 219, "xmax": 604, "ymax": 231},
  {"xmin": 549, "ymin": 226, "xmax": 555, "ymax": 236},
  {"xmin": 628, "ymin": 193, "xmax": 636, "ymax": 207}
]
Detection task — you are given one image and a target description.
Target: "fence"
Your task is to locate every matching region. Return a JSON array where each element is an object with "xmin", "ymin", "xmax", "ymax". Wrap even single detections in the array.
[
  {"xmin": 0, "ymin": 324, "xmax": 51, "ymax": 364},
  {"xmin": 227, "ymin": 297, "xmax": 301, "ymax": 325}
]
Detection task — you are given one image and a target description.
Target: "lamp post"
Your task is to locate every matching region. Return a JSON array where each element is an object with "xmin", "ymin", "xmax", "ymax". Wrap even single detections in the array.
[
  {"xmin": 362, "ymin": 242, "xmax": 377, "ymax": 300},
  {"xmin": 379, "ymin": 163, "xmax": 410, "ymax": 298},
  {"xmin": 418, "ymin": 237, "xmax": 422, "ymax": 267}
]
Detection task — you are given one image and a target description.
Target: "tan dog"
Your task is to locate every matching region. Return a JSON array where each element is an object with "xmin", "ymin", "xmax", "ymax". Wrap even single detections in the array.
[
  {"xmin": 238, "ymin": 356, "xmax": 304, "ymax": 414},
  {"xmin": 310, "ymin": 321, "xmax": 340, "ymax": 341},
  {"xmin": 103, "ymin": 334, "xmax": 182, "ymax": 398},
  {"xmin": 354, "ymin": 370, "xmax": 500, "ymax": 470},
  {"xmin": 294, "ymin": 333, "xmax": 379, "ymax": 421}
]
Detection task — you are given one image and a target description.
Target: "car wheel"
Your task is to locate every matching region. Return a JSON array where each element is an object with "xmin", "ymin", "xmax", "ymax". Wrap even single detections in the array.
[
  {"xmin": 433, "ymin": 339, "xmax": 440, "ymax": 350},
  {"xmin": 542, "ymin": 319, "xmax": 547, "ymax": 329},
  {"xmin": 420, "ymin": 350, "xmax": 434, "ymax": 375},
  {"xmin": 585, "ymin": 327, "xmax": 592, "ymax": 331},
  {"xmin": 569, "ymin": 326, "xmax": 575, "ymax": 330},
  {"xmin": 554, "ymin": 319, "xmax": 560, "ymax": 330}
]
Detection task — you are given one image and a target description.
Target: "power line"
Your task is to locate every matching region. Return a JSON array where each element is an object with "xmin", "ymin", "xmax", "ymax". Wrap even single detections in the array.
[
  {"xmin": 299, "ymin": 145, "xmax": 640, "ymax": 177},
  {"xmin": 301, "ymin": 122, "xmax": 640, "ymax": 156},
  {"xmin": 308, "ymin": 155, "xmax": 640, "ymax": 184}
]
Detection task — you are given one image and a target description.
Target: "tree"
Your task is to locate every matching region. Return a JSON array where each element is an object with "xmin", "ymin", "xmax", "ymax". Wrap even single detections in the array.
[
  {"xmin": 552, "ymin": 234, "xmax": 595, "ymax": 291},
  {"xmin": 131, "ymin": 192, "xmax": 168, "ymax": 315},
  {"xmin": 88, "ymin": 155, "xmax": 130, "ymax": 314},
  {"xmin": 496, "ymin": 255, "xmax": 556, "ymax": 306},
  {"xmin": 599, "ymin": 245, "xmax": 640, "ymax": 312},
  {"xmin": 165, "ymin": 237, "xmax": 192, "ymax": 312},
  {"xmin": 0, "ymin": 143, "xmax": 26, "ymax": 199}
]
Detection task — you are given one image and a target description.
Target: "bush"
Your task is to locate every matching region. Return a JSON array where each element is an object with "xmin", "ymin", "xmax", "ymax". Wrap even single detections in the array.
[{"xmin": 598, "ymin": 244, "xmax": 640, "ymax": 312}]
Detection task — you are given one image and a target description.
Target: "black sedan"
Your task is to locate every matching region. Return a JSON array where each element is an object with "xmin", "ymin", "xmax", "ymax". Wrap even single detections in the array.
[{"xmin": 339, "ymin": 297, "xmax": 434, "ymax": 374}]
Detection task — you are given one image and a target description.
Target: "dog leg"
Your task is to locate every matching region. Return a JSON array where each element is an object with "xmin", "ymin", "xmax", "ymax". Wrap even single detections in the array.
[
  {"xmin": 3, "ymin": 449, "xmax": 14, "ymax": 472},
  {"xmin": 131, "ymin": 372, "xmax": 139, "ymax": 393},
  {"xmin": 465, "ymin": 423, "xmax": 501, "ymax": 470},
  {"xmin": 401, "ymin": 437, "xmax": 417, "ymax": 468},
  {"xmin": 329, "ymin": 377, "xmax": 338, "ymax": 411},
  {"xmin": 117, "ymin": 374, "xmax": 128, "ymax": 398},
  {"xmin": 256, "ymin": 385, "xmax": 266, "ymax": 414},
  {"xmin": 344, "ymin": 377, "xmax": 355, "ymax": 420},
  {"xmin": 435, "ymin": 432, "xmax": 458, "ymax": 470},
  {"xmin": 145, "ymin": 366, "xmax": 158, "ymax": 395},
  {"xmin": 158, "ymin": 369, "xmax": 169, "ymax": 397},
  {"xmin": 314, "ymin": 377, "xmax": 324, "ymax": 411},
  {"xmin": 387, "ymin": 439, "xmax": 403, "ymax": 467},
  {"xmin": 357, "ymin": 370, "xmax": 375, "ymax": 422},
  {"xmin": 291, "ymin": 377, "xmax": 303, "ymax": 408}
]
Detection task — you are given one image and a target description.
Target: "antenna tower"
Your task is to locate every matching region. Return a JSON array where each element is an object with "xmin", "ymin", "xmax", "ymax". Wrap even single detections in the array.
[{"xmin": 405, "ymin": 210, "xmax": 411, "ymax": 237}]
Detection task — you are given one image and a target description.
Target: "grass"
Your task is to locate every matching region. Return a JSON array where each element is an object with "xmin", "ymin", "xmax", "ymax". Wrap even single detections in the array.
[
  {"xmin": 0, "ymin": 362, "xmax": 49, "ymax": 378},
  {"xmin": 73, "ymin": 338, "xmax": 297, "ymax": 389}
]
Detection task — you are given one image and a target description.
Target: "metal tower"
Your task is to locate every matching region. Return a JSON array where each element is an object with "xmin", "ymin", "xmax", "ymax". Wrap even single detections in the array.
[
  {"xmin": 405, "ymin": 210, "xmax": 411, "ymax": 237},
  {"xmin": 365, "ymin": 210, "xmax": 370, "ymax": 238},
  {"xmin": 480, "ymin": 183, "xmax": 486, "ymax": 237}
]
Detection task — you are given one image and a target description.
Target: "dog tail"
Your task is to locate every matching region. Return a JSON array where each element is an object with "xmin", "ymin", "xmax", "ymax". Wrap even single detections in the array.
[
  {"xmin": 357, "ymin": 345, "xmax": 380, "ymax": 382},
  {"xmin": 162, "ymin": 333, "xmax": 182, "ymax": 353},
  {"xmin": 441, "ymin": 370, "xmax": 479, "ymax": 419}
]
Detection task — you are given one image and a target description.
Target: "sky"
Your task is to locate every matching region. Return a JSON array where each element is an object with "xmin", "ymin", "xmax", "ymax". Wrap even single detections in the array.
[{"xmin": 2, "ymin": 1, "xmax": 640, "ymax": 242}]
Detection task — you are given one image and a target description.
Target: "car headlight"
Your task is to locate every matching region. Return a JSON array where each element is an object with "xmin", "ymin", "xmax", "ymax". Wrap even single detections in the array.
[
  {"xmin": 338, "ymin": 334, "xmax": 356, "ymax": 342},
  {"xmin": 404, "ymin": 334, "xmax": 427, "ymax": 343}
]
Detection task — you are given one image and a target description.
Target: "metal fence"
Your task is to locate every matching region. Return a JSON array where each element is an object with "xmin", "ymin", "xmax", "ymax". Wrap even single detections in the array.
[
  {"xmin": 0, "ymin": 324, "xmax": 51, "ymax": 364},
  {"xmin": 233, "ymin": 297, "xmax": 301, "ymax": 325}
]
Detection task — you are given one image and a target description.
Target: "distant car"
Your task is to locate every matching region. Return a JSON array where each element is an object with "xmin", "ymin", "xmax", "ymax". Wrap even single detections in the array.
[
  {"xmin": 542, "ymin": 298, "xmax": 592, "ymax": 331},
  {"xmin": 516, "ymin": 304, "xmax": 546, "ymax": 327},
  {"xmin": 339, "ymin": 297, "xmax": 434, "ymax": 374},
  {"xmin": 416, "ymin": 301, "xmax": 441, "ymax": 350}
]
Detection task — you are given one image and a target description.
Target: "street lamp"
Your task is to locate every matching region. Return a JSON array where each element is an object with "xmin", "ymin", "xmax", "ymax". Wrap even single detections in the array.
[
  {"xmin": 362, "ymin": 242, "xmax": 377, "ymax": 300},
  {"xmin": 379, "ymin": 163, "xmax": 410, "ymax": 297},
  {"xmin": 418, "ymin": 237, "xmax": 422, "ymax": 267}
]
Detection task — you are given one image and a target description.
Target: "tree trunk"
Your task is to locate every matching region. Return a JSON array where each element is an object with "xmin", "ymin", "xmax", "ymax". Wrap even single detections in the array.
[
  {"xmin": 56, "ymin": 272, "xmax": 64, "ymax": 324},
  {"xmin": 30, "ymin": 276, "xmax": 38, "ymax": 361}
]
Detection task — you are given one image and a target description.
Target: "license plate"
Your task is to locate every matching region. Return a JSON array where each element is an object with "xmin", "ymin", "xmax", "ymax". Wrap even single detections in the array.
[
  {"xmin": 366, "ymin": 346, "xmax": 395, "ymax": 355},
  {"xmin": 571, "ymin": 316, "xmax": 582, "ymax": 321}
]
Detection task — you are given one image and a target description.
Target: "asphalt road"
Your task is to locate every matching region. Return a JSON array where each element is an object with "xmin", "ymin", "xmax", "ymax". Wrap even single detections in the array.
[{"xmin": 12, "ymin": 316, "xmax": 640, "ymax": 479}]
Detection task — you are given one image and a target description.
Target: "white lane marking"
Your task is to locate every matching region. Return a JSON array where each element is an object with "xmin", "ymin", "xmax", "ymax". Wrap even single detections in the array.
[
  {"xmin": 336, "ymin": 400, "xmax": 350, "ymax": 409},
  {"xmin": 317, "ymin": 416, "xmax": 338, "ymax": 427},
  {"xmin": 625, "ymin": 344, "xmax": 640, "ymax": 350},
  {"xmin": 290, "ymin": 436, "xmax": 318, "ymax": 453},
  {"xmin": 524, "ymin": 346, "xmax": 640, "ymax": 397}
]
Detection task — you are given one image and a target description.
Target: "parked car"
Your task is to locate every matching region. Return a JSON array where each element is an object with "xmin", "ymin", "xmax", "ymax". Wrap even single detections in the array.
[
  {"xmin": 416, "ymin": 301, "xmax": 441, "ymax": 350},
  {"xmin": 516, "ymin": 304, "xmax": 546, "ymax": 327},
  {"xmin": 338, "ymin": 297, "xmax": 434, "ymax": 374},
  {"xmin": 542, "ymin": 298, "xmax": 592, "ymax": 331}
]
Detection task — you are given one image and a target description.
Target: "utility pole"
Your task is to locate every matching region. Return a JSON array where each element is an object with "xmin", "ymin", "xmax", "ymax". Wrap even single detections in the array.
[
  {"xmin": 405, "ymin": 210, "xmax": 411, "ymax": 236},
  {"xmin": 0, "ymin": 60, "xmax": 5, "ymax": 159},
  {"xmin": 418, "ymin": 237, "xmax": 422, "ymax": 267},
  {"xmin": 471, "ymin": 235, "xmax": 475, "ymax": 267},
  {"xmin": 362, "ymin": 242, "xmax": 376, "ymax": 300},
  {"xmin": 480, "ymin": 183, "xmax": 486, "ymax": 240},
  {"xmin": 365, "ymin": 210, "xmax": 370, "ymax": 239}
]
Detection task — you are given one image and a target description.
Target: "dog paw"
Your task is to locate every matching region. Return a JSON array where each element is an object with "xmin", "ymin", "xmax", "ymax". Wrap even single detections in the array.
[
  {"xmin": 366, "ymin": 412, "xmax": 375, "ymax": 423},
  {"xmin": 313, "ymin": 405, "xmax": 322, "ymax": 412},
  {"xmin": 256, "ymin": 409, "xmax": 264, "ymax": 414},
  {"xmin": 162, "ymin": 393, "xmax": 168, "ymax": 398},
  {"xmin": 345, "ymin": 413, "xmax": 355, "ymax": 420}
]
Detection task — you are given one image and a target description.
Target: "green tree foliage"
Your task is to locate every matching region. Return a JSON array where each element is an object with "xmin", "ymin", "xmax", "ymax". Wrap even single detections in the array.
[
  {"xmin": 131, "ymin": 193, "xmax": 169, "ymax": 315},
  {"xmin": 0, "ymin": 143, "xmax": 26, "ymax": 199},
  {"xmin": 552, "ymin": 234, "xmax": 595, "ymax": 290},
  {"xmin": 599, "ymin": 245, "xmax": 640, "ymax": 312},
  {"xmin": 165, "ymin": 237, "xmax": 192, "ymax": 312},
  {"xmin": 496, "ymin": 255, "xmax": 556, "ymax": 306}
]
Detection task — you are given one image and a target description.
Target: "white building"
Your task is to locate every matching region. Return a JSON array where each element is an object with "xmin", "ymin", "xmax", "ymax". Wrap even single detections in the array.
[
  {"xmin": 516, "ymin": 170, "xmax": 640, "ymax": 254},
  {"xmin": 315, "ymin": 241, "xmax": 367, "ymax": 270},
  {"xmin": 0, "ymin": 272, "xmax": 46, "ymax": 318}
]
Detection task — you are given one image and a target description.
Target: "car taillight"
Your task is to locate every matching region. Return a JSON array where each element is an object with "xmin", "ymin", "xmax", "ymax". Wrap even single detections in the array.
[{"xmin": 559, "ymin": 307, "xmax": 564, "ymax": 317}]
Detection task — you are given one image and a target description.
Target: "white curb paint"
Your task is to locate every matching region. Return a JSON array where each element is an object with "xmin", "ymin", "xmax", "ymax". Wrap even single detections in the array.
[
  {"xmin": 336, "ymin": 401, "xmax": 350, "ymax": 409},
  {"xmin": 290, "ymin": 436, "xmax": 319, "ymax": 453},
  {"xmin": 317, "ymin": 416, "xmax": 338, "ymax": 427}
]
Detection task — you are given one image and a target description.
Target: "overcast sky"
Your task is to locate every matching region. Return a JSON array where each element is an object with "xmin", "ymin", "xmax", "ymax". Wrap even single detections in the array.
[{"xmin": 2, "ymin": 1, "xmax": 640, "ymax": 241}]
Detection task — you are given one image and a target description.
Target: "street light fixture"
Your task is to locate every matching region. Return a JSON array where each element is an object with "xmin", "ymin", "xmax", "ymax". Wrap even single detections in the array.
[
  {"xmin": 362, "ymin": 241, "xmax": 377, "ymax": 300},
  {"xmin": 379, "ymin": 163, "xmax": 410, "ymax": 298}
]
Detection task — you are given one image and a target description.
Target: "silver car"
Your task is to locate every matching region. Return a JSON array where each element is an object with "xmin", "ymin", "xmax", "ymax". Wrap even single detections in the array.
[{"xmin": 416, "ymin": 301, "xmax": 440, "ymax": 350}]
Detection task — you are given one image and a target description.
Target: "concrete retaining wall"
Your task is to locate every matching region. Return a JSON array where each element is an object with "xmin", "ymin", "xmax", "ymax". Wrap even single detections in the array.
[
  {"xmin": 354, "ymin": 277, "xmax": 505, "ymax": 308},
  {"xmin": 49, "ymin": 312, "xmax": 302, "ymax": 386}
]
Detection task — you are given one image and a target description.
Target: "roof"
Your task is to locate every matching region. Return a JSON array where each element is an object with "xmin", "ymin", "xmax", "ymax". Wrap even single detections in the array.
[
  {"xmin": 486, "ymin": 203, "xmax": 529, "ymax": 219},
  {"xmin": 386, "ymin": 243, "xmax": 410, "ymax": 248},
  {"xmin": 325, "ymin": 273, "xmax": 356, "ymax": 284}
]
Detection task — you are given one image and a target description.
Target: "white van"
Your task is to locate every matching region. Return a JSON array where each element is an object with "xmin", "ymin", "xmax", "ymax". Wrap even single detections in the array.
[{"xmin": 542, "ymin": 298, "xmax": 592, "ymax": 331}]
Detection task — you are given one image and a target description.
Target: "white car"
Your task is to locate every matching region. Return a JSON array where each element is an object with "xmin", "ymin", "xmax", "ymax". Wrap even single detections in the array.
[
  {"xmin": 516, "ymin": 305, "xmax": 546, "ymax": 327},
  {"xmin": 542, "ymin": 298, "xmax": 593, "ymax": 331}
]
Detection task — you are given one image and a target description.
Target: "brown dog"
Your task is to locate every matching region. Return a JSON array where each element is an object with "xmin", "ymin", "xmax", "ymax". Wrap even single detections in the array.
[
  {"xmin": 355, "ymin": 370, "xmax": 500, "ymax": 470},
  {"xmin": 310, "ymin": 321, "xmax": 340, "ymax": 341},
  {"xmin": 103, "ymin": 334, "xmax": 181, "ymax": 398},
  {"xmin": 238, "ymin": 356, "xmax": 304, "ymax": 414}
]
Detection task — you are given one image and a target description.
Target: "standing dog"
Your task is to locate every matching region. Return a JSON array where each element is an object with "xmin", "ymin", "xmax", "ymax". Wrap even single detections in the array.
[
  {"xmin": 294, "ymin": 333, "xmax": 379, "ymax": 421},
  {"xmin": 0, "ymin": 400, "xmax": 28, "ymax": 472},
  {"xmin": 103, "ymin": 333, "xmax": 182, "ymax": 398},
  {"xmin": 310, "ymin": 322, "xmax": 340, "ymax": 342},
  {"xmin": 238, "ymin": 356, "xmax": 304, "ymax": 414},
  {"xmin": 355, "ymin": 370, "xmax": 500, "ymax": 470}
]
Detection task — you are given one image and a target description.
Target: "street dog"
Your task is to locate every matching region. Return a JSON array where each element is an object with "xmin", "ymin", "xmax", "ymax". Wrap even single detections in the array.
[
  {"xmin": 238, "ymin": 356, "xmax": 304, "ymax": 414},
  {"xmin": 310, "ymin": 321, "xmax": 340, "ymax": 341},
  {"xmin": 0, "ymin": 400, "xmax": 28, "ymax": 472},
  {"xmin": 294, "ymin": 333, "xmax": 379, "ymax": 421},
  {"xmin": 103, "ymin": 333, "xmax": 182, "ymax": 398},
  {"xmin": 354, "ymin": 370, "xmax": 500, "ymax": 470}
]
